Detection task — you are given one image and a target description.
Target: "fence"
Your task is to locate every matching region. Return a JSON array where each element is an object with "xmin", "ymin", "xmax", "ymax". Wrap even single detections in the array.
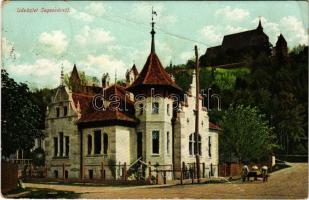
[
  {"xmin": 1, "ymin": 161, "xmax": 18, "ymax": 193},
  {"xmin": 25, "ymin": 161, "xmax": 220, "ymax": 185}
]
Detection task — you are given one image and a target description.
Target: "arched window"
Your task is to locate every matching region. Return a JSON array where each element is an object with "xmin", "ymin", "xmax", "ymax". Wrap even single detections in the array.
[
  {"xmin": 189, "ymin": 133, "xmax": 201, "ymax": 155},
  {"xmin": 87, "ymin": 134, "xmax": 92, "ymax": 155},
  {"xmin": 103, "ymin": 133, "xmax": 108, "ymax": 154}
]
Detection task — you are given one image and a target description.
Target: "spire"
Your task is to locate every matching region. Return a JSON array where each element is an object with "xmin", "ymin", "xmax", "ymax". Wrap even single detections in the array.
[
  {"xmin": 60, "ymin": 63, "xmax": 64, "ymax": 86},
  {"xmin": 151, "ymin": 7, "xmax": 157, "ymax": 53},
  {"xmin": 257, "ymin": 16, "xmax": 263, "ymax": 31}
]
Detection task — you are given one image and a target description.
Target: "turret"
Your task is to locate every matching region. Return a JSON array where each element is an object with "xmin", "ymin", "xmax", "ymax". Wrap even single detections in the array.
[
  {"xmin": 102, "ymin": 73, "xmax": 110, "ymax": 88},
  {"xmin": 274, "ymin": 33, "xmax": 288, "ymax": 59}
]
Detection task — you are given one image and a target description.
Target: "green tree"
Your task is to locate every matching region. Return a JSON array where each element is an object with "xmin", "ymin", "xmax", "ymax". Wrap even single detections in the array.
[
  {"xmin": 1, "ymin": 69, "xmax": 43, "ymax": 157},
  {"xmin": 220, "ymin": 105, "xmax": 277, "ymax": 162}
]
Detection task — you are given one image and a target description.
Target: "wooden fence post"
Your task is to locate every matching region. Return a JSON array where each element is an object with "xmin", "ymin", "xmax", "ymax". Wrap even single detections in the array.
[
  {"xmin": 182, "ymin": 162, "xmax": 185, "ymax": 179},
  {"xmin": 156, "ymin": 170, "xmax": 159, "ymax": 184},
  {"xmin": 193, "ymin": 163, "xmax": 196, "ymax": 179},
  {"xmin": 191, "ymin": 167, "xmax": 194, "ymax": 184},
  {"xmin": 124, "ymin": 162, "xmax": 127, "ymax": 181},
  {"xmin": 148, "ymin": 161, "xmax": 152, "ymax": 183},
  {"xmin": 202, "ymin": 163, "xmax": 205, "ymax": 178},
  {"xmin": 29, "ymin": 164, "xmax": 32, "ymax": 177},
  {"xmin": 163, "ymin": 170, "xmax": 166, "ymax": 184},
  {"xmin": 45, "ymin": 164, "xmax": 48, "ymax": 177},
  {"xmin": 101, "ymin": 162, "xmax": 103, "ymax": 179},
  {"xmin": 62, "ymin": 163, "xmax": 65, "ymax": 180},
  {"xmin": 180, "ymin": 167, "xmax": 183, "ymax": 185}
]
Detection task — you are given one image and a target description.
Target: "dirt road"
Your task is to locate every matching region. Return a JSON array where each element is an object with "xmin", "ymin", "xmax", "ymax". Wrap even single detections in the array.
[{"xmin": 24, "ymin": 163, "xmax": 308, "ymax": 199}]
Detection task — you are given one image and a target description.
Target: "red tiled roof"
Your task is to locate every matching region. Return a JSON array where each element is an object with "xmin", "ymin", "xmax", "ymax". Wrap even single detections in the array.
[
  {"xmin": 209, "ymin": 121, "xmax": 221, "ymax": 131},
  {"xmin": 72, "ymin": 84, "xmax": 136, "ymax": 124},
  {"xmin": 126, "ymin": 52, "xmax": 182, "ymax": 93},
  {"xmin": 77, "ymin": 109, "xmax": 137, "ymax": 124},
  {"xmin": 72, "ymin": 93, "xmax": 94, "ymax": 114}
]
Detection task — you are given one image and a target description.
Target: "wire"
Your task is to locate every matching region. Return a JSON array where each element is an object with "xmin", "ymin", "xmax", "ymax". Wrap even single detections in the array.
[{"xmin": 64, "ymin": 1, "xmax": 210, "ymax": 47}]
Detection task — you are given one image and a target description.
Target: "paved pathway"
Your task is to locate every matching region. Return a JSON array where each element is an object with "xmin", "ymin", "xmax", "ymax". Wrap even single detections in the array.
[{"xmin": 24, "ymin": 163, "xmax": 308, "ymax": 199}]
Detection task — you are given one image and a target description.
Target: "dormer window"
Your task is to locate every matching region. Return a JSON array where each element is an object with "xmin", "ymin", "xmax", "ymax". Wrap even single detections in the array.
[
  {"xmin": 152, "ymin": 102, "xmax": 159, "ymax": 114},
  {"xmin": 56, "ymin": 107, "xmax": 60, "ymax": 117},
  {"xmin": 63, "ymin": 106, "xmax": 68, "ymax": 116}
]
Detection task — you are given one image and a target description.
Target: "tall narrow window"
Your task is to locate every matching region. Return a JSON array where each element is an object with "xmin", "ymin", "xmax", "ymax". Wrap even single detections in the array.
[
  {"xmin": 63, "ymin": 106, "xmax": 68, "ymax": 116},
  {"xmin": 56, "ymin": 107, "xmax": 60, "ymax": 117},
  {"xmin": 94, "ymin": 130, "xmax": 102, "ymax": 154},
  {"xmin": 193, "ymin": 134, "xmax": 201, "ymax": 155},
  {"xmin": 103, "ymin": 133, "xmax": 108, "ymax": 154},
  {"xmin": 139, "ymin": 104, "xmax": 143, "ymax": 115},
  {"xmin": 87, "ymin": 134, "xmax": 92, "ymax": 155},
  {"xmin": 208, "ymin": 136, "xmax": 212, "ymax": 157},
  {"xmin": 189, "ymin": 134, "xmax": 193, "ymax": 155},
  {"xmin": 167, "ymin": 131, "xmax": 170, "ymax": 154},
  {"xmin": 152, "ymin": 102, "xmax": 159, "ymax": 114},
  {"xmin": 189, "ymin": 133, "xmax": 201, "ymax": 155},
  {"xmin": 152, "ymin": 130, "xmax": 160, "ymax": 154},
  {"xmin": 65, "ymin": 136, "xmax": 69, "ymax": 157},
  {"xmin": 53, "ymin": 137, "xmax": 58, "ymax": 156},
  {"xmin": 59, "ymin": 132, "xmax": 64, "ymax": 156},
  {"xmin": 167, "ymin": 104, "xmax": 170, "ymax": 115}
]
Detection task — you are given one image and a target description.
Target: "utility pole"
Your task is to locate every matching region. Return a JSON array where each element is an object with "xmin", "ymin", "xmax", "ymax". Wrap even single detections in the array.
[{"xmin": 194, "ymin": 45, "xmax": 200, "ymax": 183}]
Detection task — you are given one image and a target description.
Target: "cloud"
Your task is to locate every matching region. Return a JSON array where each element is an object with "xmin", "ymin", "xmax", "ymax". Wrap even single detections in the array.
[
  {"xmin": 251, "ymin": 16, "xmax": 308, "ymax": 46},
  {"xmin": 179, "ymin": 51, "xmax": 194, "ymax": 62},
  {"xmin": 200, "ymin": 25, "xmax": 222, "ymax": 46},
  {"xmin": 69, "ymin": 8, "xmax": 94, "ymax": 22},
  {"xmin": 279, "ymin": 16, "xmax": 308, "ymax": 45},
  {"xmin": 79, "ymin": 54, "xmax": 127, "ymax": 83},
  {"xmin": 74, "ymin": 26, "xmax": 115, "ymax": 46},
  {"xmin": 85, "ymin": 2, "xmax": 106, "ymax": 17},
  {"xmin": 6, "ymin": 58, "xmax": 73, "ymax": 88},
  {"xmin": 215, "ymin": 6, "xmax": 249, "ymax": 21},
  {"xmin": 200, "ymin": 25, "xmax": 246, "ymax": 46},
  {"xmin": 39, "ymin": 30, "xmax": 68, "ymax": 55}
]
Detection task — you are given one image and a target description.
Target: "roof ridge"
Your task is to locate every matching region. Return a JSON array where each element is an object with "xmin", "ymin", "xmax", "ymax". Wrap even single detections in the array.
[
  {"xmin": 224, "ymin": 29, "xmax": 255, "ymax": 37},
  {"xmin": 72, "ymin": 93, "xmax": 94, "ymax": 98},
  {"xmin": 143, "ymin": 53, "xmax": 153, "ymax": 84}
]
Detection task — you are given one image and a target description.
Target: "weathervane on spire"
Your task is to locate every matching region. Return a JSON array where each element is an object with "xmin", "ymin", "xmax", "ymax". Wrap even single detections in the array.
[{"xmin": 151, "ymin": 7, "xmax": 157, "ymax": 53}]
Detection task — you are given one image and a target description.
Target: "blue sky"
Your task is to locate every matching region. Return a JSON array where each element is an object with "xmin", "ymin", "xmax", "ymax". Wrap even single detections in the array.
[{"xmin": 2, "ymin": 1, "xmax": 308, "ymax": 88}]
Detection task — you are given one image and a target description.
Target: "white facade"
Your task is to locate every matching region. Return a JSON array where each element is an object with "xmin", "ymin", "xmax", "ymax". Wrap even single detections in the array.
[{"xmin": 45, "ymin": 70, "xmax": 220, "ymax": 180}]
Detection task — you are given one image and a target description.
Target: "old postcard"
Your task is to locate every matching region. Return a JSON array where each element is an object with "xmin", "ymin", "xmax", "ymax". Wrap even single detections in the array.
[{"xmin": 1, "ymin": 1, "xmax": 308, "ymax": 199}]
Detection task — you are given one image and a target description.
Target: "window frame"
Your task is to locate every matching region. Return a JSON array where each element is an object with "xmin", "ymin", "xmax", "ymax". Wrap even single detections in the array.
[
  {"xmin": 152, "ymin": 130, "xmax": 160, "ymax": 155},
  {"xmin": 167, "ymin": 131, "xmax": 170, "ymax": 155},
  {"xmin": 63, "ymin": 106, "xmax": 68, "ymax": 117},
  {"xmin": 94, "ymin": 130, "xmax": 102, "ymax": 155},
  {"xmin": 65, "ymin": 136, "xmax": 69, "ymax": 157},
  {"xmin": 53, "ymin": 137, "xmax": 58, "ymax": 157},
  {"xmin": 87, "ymin": 134, "xmax": 92, "ymax": 155},
  {"xmin": 103, "ymin": 133, "xmax": 108, "ymax": 155},
  {"xmin": 208, "ymin": 136, "xmax": 212, "ymax": 158},
  {"xmin": 152, "ymin": 102, "xmax": 159, "ymax": 114},
  {"xmin": 56, "ymin": 107, "xmax": 60, "ymax": 117}
]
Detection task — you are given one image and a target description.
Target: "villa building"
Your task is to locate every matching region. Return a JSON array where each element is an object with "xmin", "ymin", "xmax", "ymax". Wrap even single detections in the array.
[{"xmin": 44, "ymin": 20, "xmax": 220, "ymax": 180}]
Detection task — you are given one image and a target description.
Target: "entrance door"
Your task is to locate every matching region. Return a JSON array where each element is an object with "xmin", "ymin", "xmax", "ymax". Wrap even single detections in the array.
[{"xmin": 137, "ymin": 132, "xmax": 143, "ymax": 159}]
